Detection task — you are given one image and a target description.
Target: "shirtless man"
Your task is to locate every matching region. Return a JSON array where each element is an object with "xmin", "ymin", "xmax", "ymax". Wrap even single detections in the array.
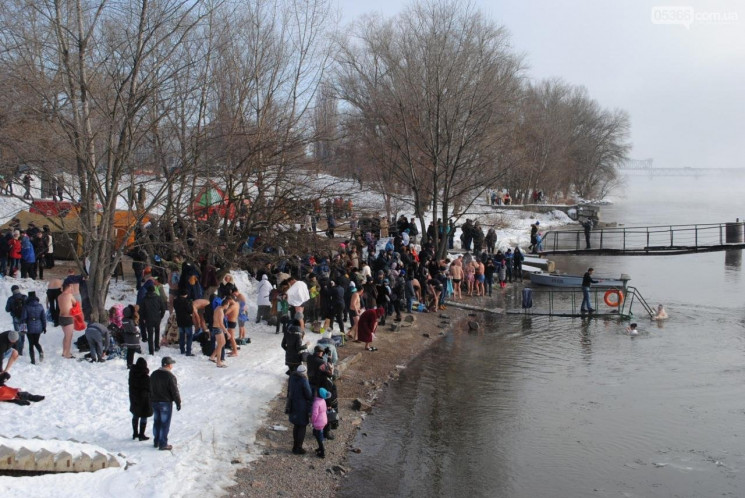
[
  {"xmin": 209, "ymin": 298, "xmax": 230, "ymax": 368},
  {"xmin": 232, "ymin": 289, "xmax": 248, "ymax": 344},
  {"xmin": 449, "ymin": 258, "xmax": 463, "ymax": 299},
  {"xmin": 225, "ymin": 295, "xmax": 240, "ymax": 357},
  {"xmin": 63, "ymin": 269, "xmax": 83, "ymax": 303},
  {"xmin": 46, "ymin": 277, "xmax": 63, "ymax": 327},
  {"xmin": 57, "ymin": 282, "xmax": 77, "ymax": 358}
]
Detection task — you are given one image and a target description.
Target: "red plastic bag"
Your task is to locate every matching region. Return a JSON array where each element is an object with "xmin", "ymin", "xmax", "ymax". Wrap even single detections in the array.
[{"xmin": 71, "ymin": 301, "xmax": 86, "ymax": 331}]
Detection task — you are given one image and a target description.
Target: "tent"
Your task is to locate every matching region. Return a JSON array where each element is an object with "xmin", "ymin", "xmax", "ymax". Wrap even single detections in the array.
[
  {"xmin": 113, "ymin": 210, "xmax": 150, "ymax": 250},
  {"xmin": 190, "ymin": 181, "xmax": 249, "ymax": 221},
  {"xmin": 0, "ymin": 210, "xmax": 88, "ymax": 260}
]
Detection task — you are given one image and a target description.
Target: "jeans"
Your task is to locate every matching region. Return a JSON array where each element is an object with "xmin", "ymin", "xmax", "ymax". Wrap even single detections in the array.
[
  {"xmin": 178, "ymin": 326, "xmax": 193, "ymax": 355},
  {"xmin": 152, "ymin": 401, "xmax": 173, "ymax": 449},
  {"xmin": 86, "ymin": 330, "xmax": 104, "ymax": 361},
  {"xmin": 313, "ymin": 428, "xmax": 325, "ymax": 454},
  {"xmin": 485, "ymin": 277, "xmax": 493, "ymax": 296},
  {"xmin": 581, "ymin": 286, "xmax": 592, "ymax": 311},
  {"xmin": 0, "ymin": 257, "xmax": 6, "ymax": 276},
  {"xmin": 406, "ymin": 297, "xmax": 414, "ymax": 313}
]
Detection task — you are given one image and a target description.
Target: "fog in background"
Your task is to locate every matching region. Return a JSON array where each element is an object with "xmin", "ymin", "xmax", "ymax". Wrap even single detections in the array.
[{"xmin": 338, "ymin": 0, "xmax": 745, "ymax": 169}]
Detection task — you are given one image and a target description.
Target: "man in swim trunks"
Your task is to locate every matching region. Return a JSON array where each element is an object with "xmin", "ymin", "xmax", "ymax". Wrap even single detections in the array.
[
  {"xmin": 449, "ymin": 257, "xmax": 463, "ymax": 299},
  {"xmin": 225, "ymin": 295, "xmax": 240, "ymax": 357},
  {"xmin": 232, "ymin": 288, "xmax": 248, "ymax": 344},
  {"xmin": 57, "ymin": 282, "xmax": 77, "ymax": 358},
  {"xmin": 209, "ymin": 298, "xmax": 230, "ymax": 368}
]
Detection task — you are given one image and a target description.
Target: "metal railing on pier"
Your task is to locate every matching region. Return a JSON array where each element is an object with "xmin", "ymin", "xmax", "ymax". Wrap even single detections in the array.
[
  {"xmin": 541, "ymin": 221, "xmax": 745, "ymax": 255},
  {"xmin": 508, "ymin": 286, "xmax": 655, "ymax": 319}
]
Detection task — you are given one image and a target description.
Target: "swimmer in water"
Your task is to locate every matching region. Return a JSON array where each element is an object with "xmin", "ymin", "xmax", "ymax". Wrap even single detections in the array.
[
  {"xmin": 626, "ymin": 323, "xmax": 639, "ymax": 336},
  {"xmin": 652, "ymin": 304, "xmax": 668, "ymax": 320}
]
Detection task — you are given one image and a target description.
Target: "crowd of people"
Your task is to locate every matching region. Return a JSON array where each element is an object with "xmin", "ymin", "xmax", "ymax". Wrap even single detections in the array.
[{"xmin": 0, "ymin": 207, "xmax": 533, "ymax": 456}]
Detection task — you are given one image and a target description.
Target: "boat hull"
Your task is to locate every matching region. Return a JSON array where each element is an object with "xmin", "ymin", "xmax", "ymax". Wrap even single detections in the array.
[{"xmin": 529, "ymin": 273, "xmax": 627, "ymax": 288}]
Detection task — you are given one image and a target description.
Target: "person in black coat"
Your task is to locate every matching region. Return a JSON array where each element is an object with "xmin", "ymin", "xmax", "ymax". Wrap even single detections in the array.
[
  {"xmin": 287, "ymin": 365, "xmax": 312, "ymax": 455},
  {"xmin": 281, "ymin": 320, "xmax": 307, "ymax": 374},
  {"xmin": 129, "ymin": 357, "xmax": 153, "ymax": 441},
  {"xmin": 141, "ymin": 286, "xmax": 165, "ymax": 355}
]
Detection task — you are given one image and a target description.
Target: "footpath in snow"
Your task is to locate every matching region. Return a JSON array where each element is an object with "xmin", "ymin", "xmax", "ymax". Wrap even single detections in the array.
[{"xmin": 1, "ymin": 271, "xmax": 319, "ymax": 498}]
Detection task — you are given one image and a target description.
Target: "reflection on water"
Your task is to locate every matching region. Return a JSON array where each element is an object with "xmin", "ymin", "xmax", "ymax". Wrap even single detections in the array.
[{"xmin": 339, "ymin": 175, "xmax": 745, "ymax": 498}]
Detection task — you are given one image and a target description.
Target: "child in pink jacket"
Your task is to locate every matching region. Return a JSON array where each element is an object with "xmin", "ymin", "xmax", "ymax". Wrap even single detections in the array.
[{"xmin": 311, "ymin": 387, "xmax": 331, "ymax": 458}]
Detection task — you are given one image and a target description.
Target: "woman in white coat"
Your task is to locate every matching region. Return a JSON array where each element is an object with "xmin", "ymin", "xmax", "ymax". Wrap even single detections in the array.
[{"xmin": 256, "ymin": 274, "xmax": 273, "ymax": 324}]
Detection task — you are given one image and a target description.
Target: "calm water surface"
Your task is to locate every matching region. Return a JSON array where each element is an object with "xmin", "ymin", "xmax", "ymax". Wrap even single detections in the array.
[{"xmin": 339, "ymin": 174, "xmax": 745, "ymax": 498}]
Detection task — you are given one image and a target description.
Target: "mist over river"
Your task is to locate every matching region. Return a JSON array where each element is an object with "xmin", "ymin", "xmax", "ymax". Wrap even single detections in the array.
[{"xmin": 339, "ymin": 173, "xmax": 745, "ymax": 498}]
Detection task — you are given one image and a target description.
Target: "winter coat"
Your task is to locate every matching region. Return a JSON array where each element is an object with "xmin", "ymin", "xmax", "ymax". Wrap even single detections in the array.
[
  {"xmin": 20, "ymin": 237, "xmax": 35, "ymax": 263},
  {"xmin": 150, "ymin": 367, "xmax": 181, "ymax": 408},
  {"xmin": 140, "ymin": 290, "xmax": 165, "ymax": 325},
  {"xmin": 311, "ymin": 396, "xmax": 328, "ymax": 430},
  {"xmin": 21, "ymin": 296, "xmax": 46, "ymax": 334},
  {"xmin": 129, "ymin": 365, "xmax": 153, "ymax": 417},
  {"xmin": 173, "ymin": 296, "xmax": 194, "ymax": 328},
  {"xmin": 281, "ymin": 325, "xmax": 306, "ymax": 365},
  {"xmin": 306, "ymin": 352, "xmax": 327, "ymax": 386},
  {"xmin": 0, "ymin": 234, "xmax": 9, "ymax": 258},
  {"xmin": 32, "ymin": 236, "xmax": 48, "ymax": 258},
  {"xmin": 357, "ymin": 308, "xmax": 381, "ymax": 343},
  {"xmin": 122, "ymin": 316, "xmax": 141, "ymax": 349},
  {"xmin": 256, "ymin": 275, "xmax": 273, "ymax": 306},
  {"xmin": 287, "ymin": 371, "xmax": 312, "ymax": 426},
  {"xmin": 5, "ymin": 293, "xmax": 27, "ymax": 320},
  {"xmin": 8, "ymin": 238, "xmax": 21, "ymax": 259}
]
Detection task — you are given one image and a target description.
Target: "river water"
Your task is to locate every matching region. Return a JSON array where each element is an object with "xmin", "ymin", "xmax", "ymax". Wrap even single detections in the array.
[{"xmin": 339, "ymin": 173, "xmax": 745, "ymax": 498}]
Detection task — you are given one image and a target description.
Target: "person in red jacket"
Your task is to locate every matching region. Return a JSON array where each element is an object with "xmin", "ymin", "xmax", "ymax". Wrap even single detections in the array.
[
  {"xmin": 0, "ymin": 372, "xmax": 45, "ymax": 405},
  {"xmin": 8, "ymin": 230, "xmax": 21, "ymax": 276}
]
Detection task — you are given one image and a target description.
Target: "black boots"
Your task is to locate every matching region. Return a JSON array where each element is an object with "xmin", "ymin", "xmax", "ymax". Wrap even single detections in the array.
[
  {"xmin": 138, "ymin": 421, "xmax": 149, "ymax": 441},
  {"xmin": 133, "ymin": 419, "xmax": 149, "ymax": 441}
]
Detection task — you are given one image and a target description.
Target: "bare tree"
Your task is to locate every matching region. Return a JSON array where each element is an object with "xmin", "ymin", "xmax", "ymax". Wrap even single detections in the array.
[
  {"xmin": 0, "ymin": 0, "xmax": 210, "ymax": 320},
  {"xmin": 335, "ymin": 0, "xmax": 523, "ymax": 257}
]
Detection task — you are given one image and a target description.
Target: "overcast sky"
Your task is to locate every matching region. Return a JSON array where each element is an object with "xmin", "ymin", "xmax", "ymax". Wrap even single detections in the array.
[{"xmin": 337, "ymin": 0, "xmax": 745, "ymax": 169}]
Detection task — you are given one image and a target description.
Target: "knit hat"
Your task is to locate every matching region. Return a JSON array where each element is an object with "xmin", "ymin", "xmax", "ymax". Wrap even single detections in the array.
[
  {"xmin": 8, "ymin": 330, "xmax": 19, "ymax": 342},
  {"xmin": 296, "ymin": 364, "xmax": 307, "ymax": 374},
  {"xmin": 318, "ymin": 387, "xmax": 331, "ymax": 399},
  {"xmin": 11, "ymin": 285, "xmax": 19, "ymax": 292}
]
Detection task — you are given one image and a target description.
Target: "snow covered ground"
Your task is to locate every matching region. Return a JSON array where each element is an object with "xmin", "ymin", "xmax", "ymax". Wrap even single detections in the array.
[
  {"xmin": 0, "ymin": 173, "xmax": 577, "ymax": 497},
  {"xmin": 1, "ymin": 272, "xmax": 320, "ymax": 498}
]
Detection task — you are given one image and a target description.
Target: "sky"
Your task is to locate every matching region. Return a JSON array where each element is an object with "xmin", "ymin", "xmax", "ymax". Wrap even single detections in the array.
[{"xmin": 336, "ymin": 0, "xmax": 745, "ymax": 170}]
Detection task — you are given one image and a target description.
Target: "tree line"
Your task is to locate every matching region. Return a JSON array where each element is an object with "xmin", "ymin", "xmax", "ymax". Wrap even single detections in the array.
[{"xmin": 0, "ymin": 0, "xmax": 630, "ymax": 320}]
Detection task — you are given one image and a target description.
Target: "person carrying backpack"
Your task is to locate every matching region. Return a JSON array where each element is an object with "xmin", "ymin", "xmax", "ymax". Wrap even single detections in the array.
[{"xmin": 5, "ymin": 285, "xmax": 27, "ymax": 355}]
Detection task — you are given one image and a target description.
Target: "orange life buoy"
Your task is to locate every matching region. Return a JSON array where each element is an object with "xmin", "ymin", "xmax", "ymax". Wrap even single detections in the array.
[{"xmin": 603, "ymin": 289, "xmax": 624, "ymax": 307}]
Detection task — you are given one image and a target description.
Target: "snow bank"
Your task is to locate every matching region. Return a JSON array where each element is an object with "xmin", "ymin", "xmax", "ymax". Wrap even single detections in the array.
[{"xmin": 0, "ymin": 271, "xmax": 318, "ymax": 498}]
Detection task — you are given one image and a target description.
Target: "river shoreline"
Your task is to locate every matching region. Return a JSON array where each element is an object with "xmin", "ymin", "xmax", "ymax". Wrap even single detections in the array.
[{"xmin": 225, "ymin": 301, "xmax": 492, "ymax": 497}]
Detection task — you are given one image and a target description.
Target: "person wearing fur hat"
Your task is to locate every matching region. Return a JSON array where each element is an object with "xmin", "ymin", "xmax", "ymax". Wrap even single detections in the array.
[
  {"xmin": 0, "ymin": 330, "xmax": 20, "ymax": 373},
  {"xmin": 287, "ymin": 364, "xmax": 312, "ymax": 455}
]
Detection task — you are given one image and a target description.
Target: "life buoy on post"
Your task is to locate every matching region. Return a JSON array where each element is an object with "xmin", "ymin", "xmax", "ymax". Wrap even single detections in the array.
[{"xmin": 604, "ymin": 289, "xmax": 624, "ymax": 307}]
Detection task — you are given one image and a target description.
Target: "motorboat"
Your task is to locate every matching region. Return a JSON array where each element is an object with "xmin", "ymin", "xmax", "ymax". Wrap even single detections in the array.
[{"xmin": 529, "ymin": 272, "xmax": 630, "ymax": 288}]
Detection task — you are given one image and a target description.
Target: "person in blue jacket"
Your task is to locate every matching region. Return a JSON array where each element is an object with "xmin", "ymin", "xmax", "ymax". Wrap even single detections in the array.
[
  {"xmin": 20, "ymin": 233, "xmax": 36, "ymax": 279},
  {"xmin": 287, "ymin": 364, "xmax": 312, "ymax": 455},
  {"xmin": 21, "ymin": 291, "xmax": 46, "ymax": 364}
]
